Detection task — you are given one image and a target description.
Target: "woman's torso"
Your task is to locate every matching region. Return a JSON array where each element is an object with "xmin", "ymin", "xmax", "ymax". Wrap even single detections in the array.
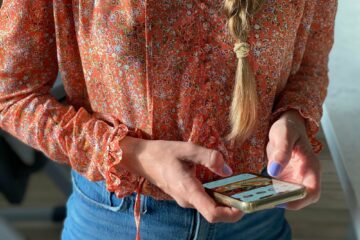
[{"xmin": 52, "ymin": 0, "xmax": 315, "ymax": 199}]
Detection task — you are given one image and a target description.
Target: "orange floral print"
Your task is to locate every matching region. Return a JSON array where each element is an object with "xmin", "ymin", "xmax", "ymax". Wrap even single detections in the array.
[{"xmin": 0, "ymin": 0, "xmax": 337, "ymax": 238}]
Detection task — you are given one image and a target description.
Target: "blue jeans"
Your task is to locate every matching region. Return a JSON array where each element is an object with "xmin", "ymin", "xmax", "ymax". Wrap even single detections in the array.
[{"xmin": 61, "ymin": 169, "xmax": 291, "ymax": 240}]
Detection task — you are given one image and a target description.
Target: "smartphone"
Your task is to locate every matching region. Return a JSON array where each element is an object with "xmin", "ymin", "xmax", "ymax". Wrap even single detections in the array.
[{"xmin": 203, "ymin": 173, "xmax": 307, "ymax": 213}]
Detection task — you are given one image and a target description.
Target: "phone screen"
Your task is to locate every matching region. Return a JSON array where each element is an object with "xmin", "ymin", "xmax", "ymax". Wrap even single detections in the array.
[{"xmin": 203, "ymin": 173, "xmax": 304, "ymax": 202}]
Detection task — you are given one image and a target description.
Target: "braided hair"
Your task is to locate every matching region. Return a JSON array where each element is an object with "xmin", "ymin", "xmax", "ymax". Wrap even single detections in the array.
[{"xmin": 223, "ymin": 0, "xmax": 265, "ymax": 143}]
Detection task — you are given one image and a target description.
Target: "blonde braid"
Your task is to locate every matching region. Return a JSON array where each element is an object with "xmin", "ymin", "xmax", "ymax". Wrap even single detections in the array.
[{"xmin": 223, "ymin": 0, "xmax": 264, "ymax": 143}]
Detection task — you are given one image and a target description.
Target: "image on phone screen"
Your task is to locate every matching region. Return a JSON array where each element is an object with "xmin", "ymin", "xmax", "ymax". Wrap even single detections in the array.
[{"xmin": 203, "ymin": 173, "xmax": 304, "ymax": 202}]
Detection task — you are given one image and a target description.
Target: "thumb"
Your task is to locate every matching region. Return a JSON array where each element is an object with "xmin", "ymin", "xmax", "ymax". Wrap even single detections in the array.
[
  {"xmin": 186, "ymin": 143, "xmax": 233, "ymax": 177},
  {"xmin": 266, "ymin": 133, "xmax": 297, "ymax": 178}
]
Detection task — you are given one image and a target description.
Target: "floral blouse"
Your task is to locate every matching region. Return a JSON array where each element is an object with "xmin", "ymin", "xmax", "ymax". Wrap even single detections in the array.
[{"xmin": 0, "ymin": 0, "xmax": 337, "ymax": 238}]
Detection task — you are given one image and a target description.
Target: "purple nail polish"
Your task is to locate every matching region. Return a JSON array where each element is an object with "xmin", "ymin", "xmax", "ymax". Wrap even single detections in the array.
[
  {"xmin": 223, "ymin": 163, "xmax": 233, "ymax": 176},
  {"xmin": 268, "ymin": 162, "xmax": 282, "ymax": 177},
  {"xmin": 276, "ymin": 203, "xmax": 287, "ymax": 208}
]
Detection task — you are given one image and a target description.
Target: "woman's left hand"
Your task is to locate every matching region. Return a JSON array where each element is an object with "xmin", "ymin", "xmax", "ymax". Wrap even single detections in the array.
[{"xmin": 266, "ymin": 110, "xmax": 321, "ymax": 210}]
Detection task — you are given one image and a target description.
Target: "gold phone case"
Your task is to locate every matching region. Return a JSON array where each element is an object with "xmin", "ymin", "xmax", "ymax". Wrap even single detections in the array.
[{"xmin": 203, "ymin": 173, "xmax": 307, "ymax": 213}]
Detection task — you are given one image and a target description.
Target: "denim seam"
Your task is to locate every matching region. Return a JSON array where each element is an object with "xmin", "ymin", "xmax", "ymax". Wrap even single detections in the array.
[
  {"xmin": 141, "ymin": 194, "xmax": 148, "ymax": 214},
  {"xmin": 193, "ymin": 211, "xmax": 203, "ymax": 240},
  {"xmin": 109, "ymin": 192, "xmax": 130, "ymax": 212},
  {"xmin": 206, "ymin": 223, "xmax": 216, "ymax": 240},
  {"xmin": 71, "ymin": 174, "xmax": 126, "ymax": 212},
  {"xmin": 187, "ymin": 210, "xmax": 197, "ymax": 240}
]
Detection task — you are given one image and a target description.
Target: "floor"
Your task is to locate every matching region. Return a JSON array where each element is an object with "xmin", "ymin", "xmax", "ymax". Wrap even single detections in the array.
[
  {"xmin": 0, "ymin": 127, "xmax": 351, "ymax": 240},
  {"xmin": 285, "ymin": 128, "xmax": 351, "ymax": 240}
]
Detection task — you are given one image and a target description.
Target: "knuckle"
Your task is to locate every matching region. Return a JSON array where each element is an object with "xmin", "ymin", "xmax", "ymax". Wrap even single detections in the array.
[
  {"xmin": 178, "ymin": 180, "xmax": 195, "ymax": 195},
  {"xmin": 206, "ymin": 214, "xmax": 218, "ymax": 224},
  {"xmin": 313, "ymin": 181, "xmax": 321, "ymax": 195},
  {"xmin": 205, "ymin": 208, "xmax": 219, "ymax": 223},
  {"xmin": 177, "ymin": 200, "xmax": 187, "ymax": 208},
  {"xmin": 289, "ymin": 202, "xmax": 305, "ymax": 211},
  {"xmin": 176, "ymin": 199, "xmax": 191, "ymax": 208},
  {"xmin": 186, "ymin": 184, "xmax": 204, "ymax": 205},
  {"xmin": 186, "ymin": 142, "xmax": 196, "ymax": 152},
  {"xmin": 276, "ymin": 132, "xmax": 291, "ymax": 147},
  {"xmin": 276, "ymin": 147, "xmax": 290, "ymax": 158},
  {"xmin": 228, "ymin": 215, "xmax": 242, "ymax": 223},
  {"xmin": 187, "ymin": 194, "xmax": 197, "ymax": 207},
  {"xmin": 282, "ymin": 141, "xmax": 291, "ymax": 152},
  {"xmin": 312, "ymin": 196, "xmax": 320, "ymax": 204},
  {"xmin": 273, "ymin": 148, "xmax": 290, "ymax": 162},
  {"xmin": 173, "ymin": 142, "xmax": 187, "ymax": 159},
  {"xmin": 186, "ymin": 142, "xmax": 200, "ymax": 159},
  {"xmin": 170, "ymin": 181, "xmax": 196, "ymax": 203},
  {"xmin": 292, "ymin": 205, "xmax": 303, "ymax": 211},
  {"xmin": 312, "ymin": 191, "xmax": 321, "ymax": 204}
]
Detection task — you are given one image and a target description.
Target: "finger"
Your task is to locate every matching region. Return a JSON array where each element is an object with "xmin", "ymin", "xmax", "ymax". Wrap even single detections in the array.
[
  {"xmin": 266, "ymin": 122, "xmax": 299, "ymax": 177},
  {"xmin": 286, "ymin": 156, "xmax": 321, "ymax": 210},
  {"xmin": 187, "ymin": 183, "xmax": 244, "ymax": 223},
  {"xmin": 293, "ymin": 139, "xmax": 321, "ymax": 177},
  {"xmin": 183, "ymin": 142, "xmax": 233, "ymax": 177},
  {"xmin": 286, "ymin": 180, "xmax": 320, "ymax": 210}
]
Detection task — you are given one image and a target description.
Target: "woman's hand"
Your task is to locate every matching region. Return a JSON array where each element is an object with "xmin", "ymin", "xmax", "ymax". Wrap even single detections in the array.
[
  {"xmin": 266, "ymin": 110, "xmax": 321, "ymax": 210},
  {"xmin": 119, "ymin": 136, "xmax": 244, "ymax": 223}
]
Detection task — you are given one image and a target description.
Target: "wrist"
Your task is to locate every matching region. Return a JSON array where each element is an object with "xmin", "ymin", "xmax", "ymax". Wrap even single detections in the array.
[
  {"xmin": 279, "ymin": 109, "xmax": 305, "ymax": 125},
  {"xmin": 275, "ymin": 110, "xmax": 307, "ymax": 136},
  {"xmin": 116, "ymin": 136, "xmax": 144, "ymax": 171}
]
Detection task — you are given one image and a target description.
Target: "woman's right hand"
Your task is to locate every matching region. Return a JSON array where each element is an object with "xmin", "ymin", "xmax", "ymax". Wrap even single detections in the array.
[{"xmin": 118, "ymin": 136, "xmax": 244, "ymax": 223}]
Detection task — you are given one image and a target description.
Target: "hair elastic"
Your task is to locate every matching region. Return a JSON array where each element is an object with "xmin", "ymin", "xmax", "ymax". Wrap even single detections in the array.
[{"xmin": 233, "ymin": 42, "xmax": 250, "ymax": 59}]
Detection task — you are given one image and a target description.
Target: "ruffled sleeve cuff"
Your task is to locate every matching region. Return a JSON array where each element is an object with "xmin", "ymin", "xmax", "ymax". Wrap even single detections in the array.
[
  {"xmin": 271, "ymin": 105, "xmax": 323, "ymax": 154},
  {"xmin": 101, "ymin": 119, "xmax": 145, "ymax": 240},
  {"xmin": 105, "ymin": 123, "xmax": 144, "ymax": 198},
  {"xmin": 92, "ymin": 111, "xmax": 144, "ymax": 198}
]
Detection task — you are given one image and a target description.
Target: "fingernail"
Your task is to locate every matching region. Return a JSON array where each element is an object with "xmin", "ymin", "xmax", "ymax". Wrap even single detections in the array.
[
  {"xmin": 276, "ymin": 203, "xmax": 287, "ymax": 209},
  {"xmin": 268, "ymin": 162, "xmax": 282, "ymax": 177},
  {"xmin": 222, "ymin": 163, "xmax": 233, "ymax": 176}
]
